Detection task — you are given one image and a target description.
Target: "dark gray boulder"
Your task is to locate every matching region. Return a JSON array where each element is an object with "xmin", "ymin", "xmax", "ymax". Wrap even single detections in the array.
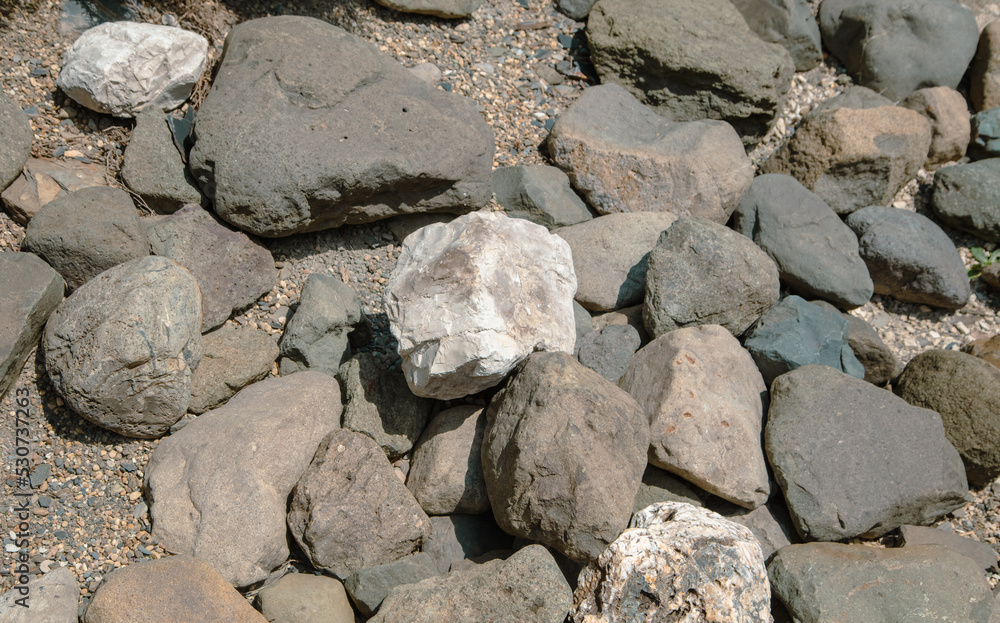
[
  {"xmin": 576, "ymin": 324, "xmax": 640, "ymax": 384},
  {"xmin": 900, "ymin": 525, "xmax": 999, "ymax": 570},
  {"xmin": 189, "ymin": 16, "xmax": 494, "ymax": 237},
  {"xmin": 121, "ymin": 107, "xmax": 202, "ymax": 213},
  {"xmin": 556, "ymin": 0, "xmax": 596, "ymax": 19},
  {"xmin": 492, "ymin": 165, "xmax": 592, "ymax": 229},
  {"xmin": 730, "ymin": 0, "xmax": 823, "ymax": 71},
  {"xmin": 343, "ymin": 553, "xmax": 441, "ymax": 618},
  {"xmin": 406, "ymin": 405, "xmax": 489, "ymax": 515},
  {"xmin": 931, "ymin": 159, "xmax": 1000, "ymax": 241},
  {"xmin": 187, "ymin": 326, "xmax": 278, "ymax": 414},
  {"xmin": 373, "ymin": 0, "xmax": 481, "ymax": 18},
  {"xmin": 279, "ymin": 274, "xmax": 364, "ymax": 377},
  {"xmin": 809, "ymin": 299, "xmax": 897, "ymax": 386},
  {"xmin": 0, "ymin": 90, "xmax": 32, "ymax": 192}
]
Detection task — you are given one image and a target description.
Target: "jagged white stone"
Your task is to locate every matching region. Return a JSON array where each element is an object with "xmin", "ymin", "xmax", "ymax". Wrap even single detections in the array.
[{"xmin": 384, "ymin": 211, "xmax": 577, "ymax": 400}]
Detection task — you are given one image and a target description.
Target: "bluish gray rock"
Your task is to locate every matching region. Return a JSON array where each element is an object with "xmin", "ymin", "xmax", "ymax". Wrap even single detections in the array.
[
  {"xmin": 279, "ymin": 274, "xmax": 364, "ymax": 377},
  {"xmin": 0, "ymin": 90, "xmax": 33, "ymax": 192},
  {"xmin": 730, "ymin": 0, "xmax": 823, "ymax": 71},
  {"xmin": 970, "ymin": 106, "xmax": 1000, "ymax": 160},
  {"xmin": 809, "ymin": 299, "xmax": 898, "ymax": 387},
  {"xmin": 576, "ymin": 324, "xmax": 641, "ymax": 384},
  {"xmin": 492, "ymin": 165, "xmax": 592, "ymax": 229},
  {"xmin": 343, "ymin": 553, "xmax": 441, "ymax": 617},
  {"xmin": 931, "ymin": 159, "xmax": 1000, "ymax": 241},
  {"xmin": 121, "ymin": 107, "xmax": 202, "ymax": 213}
]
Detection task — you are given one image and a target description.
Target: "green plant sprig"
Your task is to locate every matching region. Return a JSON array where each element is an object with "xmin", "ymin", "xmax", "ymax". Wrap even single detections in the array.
[{"xmin": 968, "ymin": 246, "xmax": 1000, "ymax": 279}]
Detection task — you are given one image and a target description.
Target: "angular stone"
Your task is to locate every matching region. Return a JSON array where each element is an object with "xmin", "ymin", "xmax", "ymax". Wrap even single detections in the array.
[
  {"xmin": 254, "ymin": 574, "xmax": 354, "ymax": 623},
  {"xmin": 970, "ymin": 106, "xmax": 1000, "ymax": 160},
  {"xmin": 279, "ymin": 274, "xmax": 363, "ymax": 377},
  {"xmin": 576, "ymin": 324, "xmax": 640, "ymax": 384},
  {"xmin": 343, "ymin": 553, "xmax": 441, "ymax": 618},
  {"xmin": 931, "ymin": 159, "xmax": 1000, "ymax": 241},
  {"xmin": 373, "ymin": 0, "xmax": 481, "ymax": 18},
  {"xmin": 725, "ymin": 500, "xmax": 799, "ymax": 564},
  {"xmin": 121, "ymin": 107, "xmax": 202, "ymax": 213},
  {"xmin": 971, "ymin": 19, "xmax": 1000, "ymax": 112},
  {"xmin": 900, "ymin": 87, "xmax": 971, "ymax": 168},
  {"xmin": 964, "ymin": 334, "xmax": 1000, "ymax": 369},
  {"xmin": 900, "ymin": 525, "xmax": 999, "ymax": 570},
  {"xmin": 385, "ymin": 211, "xmax": 576, "ymax": 400},
  {"xmin": 407, "ymin": 405, "xmax": 489, "ymax": 515},
  {"xmin": 548, "ymin": 84, "xmax": 753, "ymax": 219},
  {"xmin": 592, "ymin": 303, "xmax": 649, "ymax": 346},
  {"xmin": 1, "ymin": 158, "xmax": 107, "ymax": 225},
  {"xmin": 422, "ymin": 514, "xmax": 514, "ymax": 574},
  {"xmin": 731, "ymin": 0, "xmax": 823, "ymax": 71},
  {"xmin": 809, "ymin": 299, "xmax": 898, "ymax": 386},
  {"xmin": 187, "ymin": 326, "xmax": 278, "ymax": 414},
  {"xmin": 0, "ymin": 91, "xmax": 33, "ymax": 192},
  {"xmin": 492, "ymin": 165, "xmax": 592, "ymax": 229},
  {"xmin": 0, "ymin": 566, "xmax": 77, "ymax": 623}
]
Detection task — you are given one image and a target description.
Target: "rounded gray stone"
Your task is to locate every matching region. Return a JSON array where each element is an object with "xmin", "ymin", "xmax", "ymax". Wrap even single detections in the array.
[
  {"xmin": 407, "ymin": 405, "xmax": 489, "ymax": 515},
  {"xmin": 931, "ymin": 158, "xmax": 1000, "ymax": 242},
  {"xmin": 0, "ymin": 90, "xmax": 33, "ymax": 192}
]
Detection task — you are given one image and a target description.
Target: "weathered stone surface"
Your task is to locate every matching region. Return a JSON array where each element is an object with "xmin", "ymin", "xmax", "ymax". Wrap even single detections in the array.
[
  {"xmin": 0, "ymin": 566, "xmax": 77, "ymax": 623},
  {"xmin": 576, "ymin": 324, "xmax": 640, "ymax": 384},
  {"xmin": 632, "ymin": 464, "xmax": 706, "ymax": 514},
  {"xmin": 189, "ymin": 16, "xmax": 493, "ymax": 237},
  {"xmin": 592, "ymin": 304, "xmax": 649, "ymax": 346},
  {"xmin": 373, "ymin": 0, "xmax": 481, "ymax": 18},
  {"xmin": 819, "ymin": 0, "xmax": 979, "ymax": 101},
  {"xmin": 731, "ymin": 0, "xmax": 823, "ymax": 71},
  {"xmin": 23, "ymin": 186, "xmax": 149, "ymax": 292},
  {"xmin": 810, "ymin": 299, "xmax": 898, "ymax": 386},
  {"xmin": 492, "ymin": 165, "xmax": 592, "ymax": 229},
  {"xmin": 422, "ymin": 514, "xmax": 514, "ymax": 574},
  {"xmin": 121, "ymin": 107, "xmax": 202, "ymax": 213},
  {"xmin": 620, "ymin": 325, "xmax": 770, "ymax": 509},
  {"xmin": 769, "ymin": 543, "xmax": 993, "ymax": 623},
  {"xmin": 971, "ymin": 19, "xmax": 1000, "ymax": 111},
  {"xmin": 732, "ymin": 173, "xmax": 873, "ymax": 309},
  {"xmin": 556, "ymin": 0, "xmax": 596, "ymax": 20},
  {"xmin": 548, "ymin": 84, "xmax": 753, "ymax": 219},
  {"xmin": 343, "ymin": 553, "xmax": 441, "ymax": 618},
  {"xmin": 279, "ymin": 274, "xmax": 363, "ymax": 377},
  {"xmin": 970, "ymin": 106, "xmax": 1000, "ymax": 159},
  {"xmin": 369, "ymin": 545, "xmax": 572, "ymax": 623},
  {"xmin": 57, "ymin": 22, "xmax": 208, "ymax": 117},
  {"xmin": 983, "ymin": 262, "xmax": 1000, "ymax": 292},
  {"xmin": 255, "ymin": 574, "xmax": 354, "ymax": 623},
  {"xmin": 766, "ymin": 365, "xmax": 971, "ymax": 541},
  {"xmin": 482, "ymin": 351, "xmax": 648, "ymax": 562},
  {"xmin": 1, "ymin": 158, "xmax": 106, "ymax": 225},
  {"xmin": 187, "ymin": 326, "xmax": 278, "ymax": 414},
  {"xmin": 900, "ymin": 87, "xmax": 971, "ymax": 167},
  {"xmin": 725, "ymin": 501, "xmax": 799, "ymax": 564},
  {"xmin": 931, "ymin": 159, "xmax": 1000, "ymax": 241},
  {"xmin": 587, "ymin": 0, "xmax": 794, "ymax": 143},
  {"xmin": 812, "ymin": 84, "xmax": 894, "ymax": 113},
  {"xmin": 288, "ymin": 428, "xmax": 432, "ymax": 580},
  {"xmin": 900, "ymin": 525, "xmax": 999, "ymax": 570},
  {"xmin": 573, "ymin": 300, "xmax": 593, "ymax": 346},
  {"xmin": 964, "ymin": 334, "xmax": 1000, "ymax": 369},
  {"xmin": 407, "ymin": 405, "xmax": 489, "ymax": 515},
  {"xmin": 644, "ymin": 217, "xmax": 780, "ymax": 338},
  {"xmin": 43, "ymin": 256, "xmax": 201, "ymax": 438},
  {"xmin": 385, "ymin": 211, "xmax": 576, "ymax": 400},
  {"xmin": 0, "ymin": 91, "xmax": 33, "ymax": 192},
  {"xmin": 571, "ymin": 502, "xmax": 771, "ymax": 623},
  {"xmin": 145, "ymin": 372, "xmax": 341, "ymax": 587}
]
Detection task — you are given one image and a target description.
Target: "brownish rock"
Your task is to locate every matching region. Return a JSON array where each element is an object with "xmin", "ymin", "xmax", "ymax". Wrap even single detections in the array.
[
  {"xmin": 900, "ymin": 87, "xmax": 971, "ymax": 168},
  {"xmin": 970, "ymin": 19, "xmax": 1000, "ymax": 112},
  {"xmin": 963, "ymin": 333, "xmax": 1000, "ymax": 369},
  {"xmin": 1, "ymin": 157, "xmax": 106, "ymax": 225}
]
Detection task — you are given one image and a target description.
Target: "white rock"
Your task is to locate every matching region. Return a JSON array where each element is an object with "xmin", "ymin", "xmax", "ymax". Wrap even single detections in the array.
[
  {"xmin": 384, "ymin": 211, "xmax": 577, "ymax": 400},
  {"xmin": 57, "ymin": 22, "xmax": 208, "ymax": 118}
]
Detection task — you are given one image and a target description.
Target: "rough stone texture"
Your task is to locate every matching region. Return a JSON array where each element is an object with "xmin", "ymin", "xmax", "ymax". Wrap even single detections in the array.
[
  {"xmin": 732, "ymin": 173, "xmax": 873, "ymax": 309},
  {"xmin": 187, "ymin": 326, "xmax": 278, "ymax": 414},
  {"xmin": 255, "ymin": 574, "xmax": 354, "ymax": 623},
  {"xmin": 279, "ymin": 273, "xmax": 363, "ymax": 377},
  {"xmin": 765, "ymin": 365, "xmax": 971, "ymax": 542},
  {"xmin": 406, "ymin": 405, "xmax": 489, "ymax": 515},
  {"xmin": 43, "ymin": 256, "xmax": 201, "ymax": 438},
  {"xmin": 983, "ymin": 262, "xmax": 1000, "ymax": 293},
  {"xmin": 970, "ymin": 106, "xmax": 1000, "ymax": 159},
  {"xmin": 0, "ymin": 253, "xmax": 64, "ymax": 403},
  {"xmin": 632, "ymin": 465, "xmax": 706, "ymax": 514},
  {"xmin": 760, "ymin": 105, "xmax": 932, "ymax": 215},
  {"xmin": 22, "ymin": 186, "xmax": 149, "ymax": 292},
  {"xmin": 373, "ymin": 0, "xmax": 481, "ymax": 18},
  {"xmin": 643, "ymin": 217, "xmax": 780, "ymax": 338},
  {"xmin": 620, "ymin": 325, "xmax": 770, "ymax": 509},
  {"xmin": 900, "ymin": 87, "xmax": 971, "ymax": 168},
  {"xmin": 731, "ymin": 0, "xmax": 823, "ymax": 71},
  {"xmin": 812, "ymin": 84, "xmax": 894, "ymax": 113},
  {"xmin": 725, "ymin": 501, "xmax": 799, "ymax": 564},
  {"xmin": 769, "ymin": 543, "xmax": 994, "ymax": 623},
  {"xmin": 971, "ymin": 19, "xmax": 1000, "ymax": 112},
  {"xmin": 900, "ymin": 525, "xmax": 1000, "ymax": 570},
  {"xmin": 0, "ymin": 566, "xmax": 77, "ymax": 623},
  {"xmin": 547, "ymin": 84, "xmax": 753, "ymax": 220},
  {"xmin": 288, "ymin": 428, "xmax": 432, "ymax": 580},
  {"xmin": 586, "ymin": 0, "xmax": 794, "ymax": 143},
  {"xmin": 422, "ymin": 514, "xmax": 514, "ymax": 574},
  {"xmin": 492, "ymin": 165, "xmax": 592, "ymax": 230},
  {"xmin": 573, "ymin": 300, "xmax": 593, "ymax": 346},
  {"xmin": 339, "ymin": 352, "xmax": 434, "ymax": 460},
  {"xmin": 145, "ymin": 372, "xmax": 341, "ymax": 587},
  {"xmin": 571, "ymin": 502, "xmax": 771, "ymax": 623},
  {"xmin": 819, "ymin": 0, "xmax": 979, "ymax": 101},
  {"xmin": 146, "ymin": 204, "xmax": 277, "ymax": 332},
  {"xmin": 846, "ymin": 205, "xmax": 970, "ymax": 309},
  {"xmin": 895, "ymin": 349, "xmax": 1000, "ymax": 487},
  {"xmin": 189, "ymin": 16, "xmax": 493, "ymax": 237},
  {"xmin": 121, "ymin": 107, "xmax": 202, "ymax": 213},
  {"xmin": 369, "ymin": 545, "xmax": 572, "ymax": 623},
  {"xmin": 932, "ymin": 159, "xmax": 1000, "ymax": 241},
  {"xmin": 343, "ymin": 553, "xmax": 441, "ymax": 618},
  {"xmin": 57, "ymin": 22, "xmax": 208, "ymax": 117},
  {"xmin": 0, "ymin": 91, "xmax": 33, "ymax": 192},
  {"xmin": 810, "ymin": 299, "xmax": 898, "ymax": 386},
  {"xmin": 1, "ymin": 158, "xmax": 107, "ymax": 226},
  {"xmin": 81, "ymin": 556, "xmax": 266, "ymax": 623},
  {"xmin": 482, "ymin": 351, "xmax": 649, "ymax": 563},
  {"xmin": 576, "ymin": 324, "xmax": 641, "ymax": 384},
  {"xmin": 592, "ymin": 304, "xmax": 649, "ymax": 347},
  {"xmin": 556, "ymin": 0, "xmax": 596, "ymax": 20},
  {"xmin": 964, "ymin": 334, "xmax": 1000, "ymax": 369},
  {"xmin": 384, "ymin": 211, "xmax": 576, "ymax": 400}
]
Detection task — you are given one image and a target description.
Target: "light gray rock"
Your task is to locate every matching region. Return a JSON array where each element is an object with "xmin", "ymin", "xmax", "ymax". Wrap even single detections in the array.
[
  {"xmin": 121, "ymin": 107, "xmax": 202, "ymax": 213},
  {"xmin": 343, "ymin": 553, "xmax": 441, "ymax": 618},
  {"xmin": 573, "ymin": 300, "xmax": 593, "ymax": 346},
  {"xmin": 255, "ymin": 574, "xmax": 354, "ymax": 623},
  {"xmin": 0, "ymin": 90, "xmax": 33, "ymax": 192},
  {"xmin": 408, "ymin": 62, "xmax": 442, "ymax": 84},
  {"xmin": 0, "ymin": 566, "xmax": 77, "ymax": 623},
  {"xmin": 811, "ymin": 84, "xmax": 895, "ymax": 113},
  {"xmin": 900, "ymin": 524, "xmax": 999, "ymax": 570},
  {"xmin": 900, "ymin": 87, "xmax": 971, "ymax": 168},
  {"xmin": 187, "ymin": 326, "xmax": 278, "ymax": 414},
  {"xmin": 422, "ymin": 514, "xmax": 514, "ymax": 575},
  {"xmin": 279, "ymin": 274, "xmax": 363, "ymax": 377},
  {"xmin": 407, "ymin": 405, "xmax": 489, "ymax": 515},
  {"xmin": 576, "ymin": 324, "xmax": 641, "ymax": 384},
  {"xmin": 724, "ymin": 501, "xmax": 799, "ymax": 564},
  {"xmin": 730, "ymin": 0, "xmax": 823, "ymax": 71},
  {"xmin": 556, "ymin": 0, "xmax": 596, "ymax": 19},
  {"xmin": 1, "ymin": 158, "xmax": 107, "ymax": 226},
  {"xmin": 492, "ymin": 165, "xmax": 592, "ymax": 229},
  {"xmin": 373, "ymin": 0, "xmax": 481, "ymax": 18}
]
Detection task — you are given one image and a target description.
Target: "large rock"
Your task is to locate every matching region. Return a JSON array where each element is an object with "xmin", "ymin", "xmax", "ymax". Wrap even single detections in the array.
[
  {"xmin": 971, "ymin": 19, "xmax": 1000, "ymax": 112},
  {"xmin": 384, "ymin": 211, "xmax": 576, "ymax": 400},
  {"xmin": 1, "ymin": 158, "xmax": 107, "ymax": 225},
  {"xmin": 632, "ymin": 464, "xmax": 707, "ymax": 514},
  {"xmin": 279, "ymin": 273, "xmax": 364, "ymax": 377},
  {"xmin": 187, "ymin": 326, "xmax": 278, "ymax": 414},
  {"xmin": 482, "ymin": 351, "xmax": 649, "ymax": 563},
  {"xmin": 406, "ymin": 405, "xmax": 489, "ymax": 516},
  {"xmin": 819, "ymin": 0, "xmax": 979, "ymax": 101},
  {"xmin": 765, "ymin": 365, "xmax": 971, "ymax": 541},
  {"xmin": 188, "ymin": 16, "xmax": 494, "ymax": 237},
  {"xmin": 0, "ymin": 91, "xmax": 33, "ymax": 192},
  {"xmin": 547, "ymin": 84, "xmax": 753, "ymax": 220},
  {"xmin": 931, "ymin": 159, "xmax": 1000, "ymax": 241},
  {"xmin": 900, "ymin": 524, "xmax": 1000, "ymax": 570},
  {"xmin": 0, "ymin": 566, "xmax": 77, "ymax": 623},
  {"xmin": 343, "ymin": 553, "xmax": 441, "ymax": 617},
  {"xmin": 373, "ymin": 0, "xmax": 481, "ymax": 18},
  {"xmin": 900, "ymin": 87, "xmax": 971, "ymax": 167},
  {"xmin": 421, "ymin": 514, "xmax": 514, "ymax": 574},
  {"xmin": 619, "ymin": 325, "xmax": 770, "ymax": 509},
  {"xmin": 576, "ymin": 324, "xmax": 641, "ymax": 384},
  {"xmin": 964, "ymin": 334, "xmax": 1000, "ymax": 369},
  {"xmin": 571, "ymin": 502, "xmax": 771, "ymax": 623},
  {"xmin": 57, "ymin": 22, "xmax": 208, "ymax": 117},
  {"xmin": 492, "ymin": 165, "xmax": 592, "ymax": 230},
  {"xmin": 732, "ymin": 173, "xmax": 873, "ymax": 309},
  {"xmin": 731, "ymin": 0, "xmax": 823, "ymax": 71},
  {"xmin": 643, "ymin": 217, "xmax": 780, "ymax": 338},
  {"xmin": 145, "ymin": 372, "xmax": 341, "ymax": 587},
  {"xmin": 43, "ymin": 256, "xmax": 201, "ymax": 438},
  {"xmin": 846, "ymin": 205, "xmax": 970, "ymax": 309},
  {"xmin": 724, "ymin": 500, "xmax": 799, "ymax": 564},
  {"xmin": 809, "ymin": 299, "xmax": 898, "ymax": 386},
  {"xmin": 121, "ymin": 107, "xmax": 202, "ymax": 213},
  {"xmin": 586, "ymin": 0, "xmax": 794, "ymax": 143},
  {"xmin": 254, "ymin": 573, "xmax": 354, "ymax": 623}
]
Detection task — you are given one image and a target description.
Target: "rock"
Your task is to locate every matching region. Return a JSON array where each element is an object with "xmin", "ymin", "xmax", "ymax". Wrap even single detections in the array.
[
  {"xmin": 576, "ymin": 324, "xmax": 641, "ymax": 384},
  {"xmin": 22, "ymin": 186, "xmax": 149, "ymax": 292},
  {"xmin": 384, "ymin": 211, "xmax": 576, "ymax": 400},
  {"xmin": 964, "ymin": 334, "xmax": 1000, "ymax": 369},
  {"xmin": 145, "ymin": 372, "xmax": 341, "ymax": 587},
  {"xmin": 586, "ymin": 0, "xmax": 794, "ymax": 143},
  {"xmin": 407, "ymin": 405, "xmax": 489, "ymax": 515},
  {"xmin": 288, "ymin": 428, "xmax": 432, "ymax": 579},
  {"xmin": 900, "ymin": 525, "xmax": 999, "ymax": 570},
  {"xmin": 188, "ymin": 16, "xmax": 493, "ymax": 237},
  {"xmin": 900, "ymin": 87, "xmax": 971, "ymax": 167},
  {"xmin": 408, "ymin": 62, "xmax": 442, "ymax": 84},
  {"xmin": 620, "ymin": 325, "xmax": 770, "ymax": 509},
  {"xmin": 385, "ymin": 213, "xmax": 455, "ymax": 245},
  {"xmin": 725, "ymin": 500, "xmax": 799, "ymax": 564},
  {"xmin": 983, "ymin": 262, "xmax": 1000, "ymax": 292},
  {"xmin": 255, "ymin": 574, "xmax": 354, "ymax": 623},
  {"xmin": 43, "ymin": 256, "xmax": 201, "ymax": 438},
  {"xmin": 81, "ymin": 556, "xmax": 266, "ymax": 622},
  {"xmin": 812, "ymin": 84, "xmax": 895, "ymax": 113},
  {"xmin": 121, "ymin": 107, "xmax": 202, "ymax": 213},
  {"xmin": 570, "ymin": 502, "xmax": 771, "ymax": 623},
  {"xmin": 187, "ymin": 326, "xmax": 278, "ymax": 414},
  {"xmin": 482, "ymin": 351, "xmax": 648, "ymax": 562},
  {"xmin": 971, "ymin": 106, "xmax": 1000, "ymax": 159},
  {"xmin": 572, "ymin": 300, "xmax": 593, "ymax": 346},
  {"xmin": 57, "ymin": 22, "xmax": 208, "ymax": 117},
  {"xmin": 769, "ymin": 543, "xmax": 993, "ymax": 623},
  {"xmin": 373, "ymin": 0, "xmax": 481, "ymax": 18},
  {"xmin": 0, "ymin": 566, "xmax": 77, "ymax": 623},
  {"xmin": 846, "ymin": 205, "xmax": 971, "ymax": 310},
  {"xmin": 1, "ymin": 158, "xmax": 107, "ymax": 226},
  {"xmin": 731, "ymin": 173, "xmax": 873, "ymax": 309},
  {"xmin": 760, "ymin": 105, "xmax": 932, "ymax": 215},
  {"xmin": 279, "ymin": 274, "xmax": 364, "ymax": 377},
  {"xmin": 931, "ymin": 159, "xmax": 1000, "ymax": 241},
  {"xmin": 547, "ymin": 84, "xmax": 753, "ymax": 219},
  {"xmin": 819, "ymin": 0, "xmax": 979, "ymax": 101},
  {"xmin": 339, "ymin": 352, "xmax": 434, "ymax": 460},
  {"xmin": 422, "ymin": 514, "xmax": 514, "ymax": 574},
  {"xmin": 895, "ymin": 349, "xmax": 1000, "ymax": 487},
  {"xmin": 765, "ymin": 365, "xmax": 971, "ymax": 541},
  {"xmin": 0, "ymin": 253, "xmax": 64, "ymax": 403},
  {"xmin": 809, "ymin": 299, "xmax": 898, "ymax": 386},
  {"xmin": 492, "ymin": 165, "xmax": 592, "ymax": 229},
  {"xmin": 343, "ymin": 553, "xmax": 441, "ymax": 618},
  {"xmin": 643, "ymin": 217, "xmax": 780, "ymax": 339},
  {"xmin": 0, "ymin": 91, "xmax": 33, "ymax": 192},
  {"xmin": 632, "ymin": 464, "xmax": 706, "ymax": 514},
  {"xmin": 554, "ymin": 212, "xmax": 677, "ymax": 312},
  {"xmin": 971, "ymin": 19, "xmax": 1000, "ymax": 111},
  {"xmin": 556, "ymin": 0, "xmax": 596, "ymax": 20},
  {"xmin": 730, "ymin": 0, "xmax": 823, "ymax": 71},
  {"xmin": 369, "ymin": 545, "xmax": 572, "ymax": 623},
  {"xmin": 592, "ymin": 304, "xmax": 649, "ymax": 346}
]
